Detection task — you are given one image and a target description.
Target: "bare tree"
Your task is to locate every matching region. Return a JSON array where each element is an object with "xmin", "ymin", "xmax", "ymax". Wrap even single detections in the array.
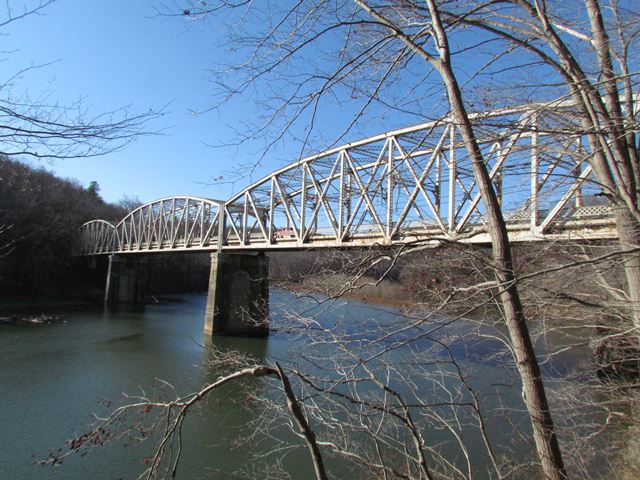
[
  {"xmin": 41, "ymin": 348, "xmax": 329, "ymax": 480},
  {"xmin": 0, "ymin": 1, "xmax": 157, "ymax": 289},
  {"xmin": 46, "ymin": 237, "xmax": 640, "ymax": 478},
  {"xmin": 53, "ymin": 1, "xmax": 638, "ymax": 478},
  {"xmin": 117, "ymin": 194, "xmax": 143, "ymax": 212},
  {"xmin": 0, "ymin": 1, "xmax": 158, "ymax": 161},
  {"xmin": 178, "ymin": 0, "xmax": 640, "ymax": 335},
  {"xmin": 0, "ymin": 224, "xmax": 15, "ymax": 257},
  {"xmin": 175, "ymin": 1, "xmax": 593, "ymax": 477},
  {"xmin": 428, "ymin": 0, "xmax": 640, "ymax": 345}
]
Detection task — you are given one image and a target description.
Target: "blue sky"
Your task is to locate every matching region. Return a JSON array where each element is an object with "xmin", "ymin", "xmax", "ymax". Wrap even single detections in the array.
[
  {"xmin": 3, "ymin": 1, "xmax": 534, "ymax": 207},
  {"xmin": 2, "ymin": 1, "xmax": 407, "ymax": 205},
  {"xmin": 3, "ymin": 0, "xmax": 265, "ymax": 203},
  {"xmin": 2, "ymin": 1, "xmax": 457, "ymax": 206}
]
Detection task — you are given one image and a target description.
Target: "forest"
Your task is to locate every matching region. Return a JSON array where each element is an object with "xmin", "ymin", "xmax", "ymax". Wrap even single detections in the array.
[
  {"xmin": 0, "ymin": 157, "xmax": 126, "ymax": 298},
  {"xmin": 0, "ymin": 157, "xmax": 214, "ymax": 300}
]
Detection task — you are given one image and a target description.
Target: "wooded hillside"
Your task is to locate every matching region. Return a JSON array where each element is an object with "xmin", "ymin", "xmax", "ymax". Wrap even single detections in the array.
[{"xmin": 0, "ymin": 157, "xmax": 126, "ymax": 297}]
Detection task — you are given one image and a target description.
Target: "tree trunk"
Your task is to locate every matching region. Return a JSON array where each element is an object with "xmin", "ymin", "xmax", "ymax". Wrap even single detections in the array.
[
  {"xmin": 614, "ymin": 206, "xmax": 640, "ymax": 344},
  {"xmin": 423, "ymin": 2, "xmax": 567, "ymax": 478},
  {"xmin": 446, "ymin": 84, "xmax": 567, "ymax": 480}
]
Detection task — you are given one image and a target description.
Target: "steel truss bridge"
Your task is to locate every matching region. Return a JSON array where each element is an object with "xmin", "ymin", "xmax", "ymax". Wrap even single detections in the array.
[{"xmin": 80, "ymin": 101, "xmax": 618, "ymax": 256}]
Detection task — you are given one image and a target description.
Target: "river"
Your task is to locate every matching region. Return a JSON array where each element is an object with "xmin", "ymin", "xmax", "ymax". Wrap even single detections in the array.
[{"xmin": 0, "ymin": 289, "xmax": 596, "ymax": 479}]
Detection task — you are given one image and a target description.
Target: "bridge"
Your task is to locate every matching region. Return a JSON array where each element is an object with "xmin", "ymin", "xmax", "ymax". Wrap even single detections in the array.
[{"xmin": 79, "ymin": 100, "xmax": 618, "ymax": 336}]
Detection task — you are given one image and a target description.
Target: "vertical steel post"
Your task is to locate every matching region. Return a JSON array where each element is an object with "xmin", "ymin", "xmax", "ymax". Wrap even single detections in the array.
[
  {"xmin": 170, "ymin": 198, "xmax": 176, "ymax": 244},
  {"xmin": 338, "ymin": 151, "xmax": 345, "ymax": 241},
  {"xmin": 200, "ymin": 202, "xmax": 205, "ymax": 245},
  {"xmin": 448, "ymin": 126, "xmax": 457, "ymax": 232},
  {"xmin": 346, "ymin": 168, "xmax": 352, "ymax": 236},
  {"xmin": 268, "ymin": 178, "xmax": 275, "ymax": 244},
  {"xmin": 217, "ymin": 203, "xmax": 226, "ymax": 249},
  {"xmin": 184, "ymin": 198, "xmax": 190, "ymax": 245},
  {"xmin": 531, "ymin": 116, "xmax": 539, "ymax": 232},
  {"xmin": 386, "ymin": 138, "xmax": 393, "ymax": 241},
  {"xmin": 242, "ymin": 193, "xmax": 249, "ymax": 245},
  {"xmin": 435, "ymin": 149, "xmax": 441, "ymax": 218},
  {"xmin": 300, "ymin": 165, "xmax": 306, "ymax": 243}
]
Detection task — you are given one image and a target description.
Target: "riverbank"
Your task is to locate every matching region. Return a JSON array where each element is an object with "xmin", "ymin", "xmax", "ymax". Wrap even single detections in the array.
[
  {"xmin": 0, "ymin": 297, "xmax": 100, "ymax": 313},
  {"xmin": 278, "ymin": 271, "xmax": 497, "ymax": 318},
  {"xmin": 282, "ymin": 274, "xmax": 414, "ymax": 307},
  {"xmin": 0, "ymin": 295, "xmax": 106, "ymax": 326}
]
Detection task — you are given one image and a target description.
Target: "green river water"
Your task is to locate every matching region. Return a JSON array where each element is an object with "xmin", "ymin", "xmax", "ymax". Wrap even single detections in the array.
[{"xmin": 0, "ymin": 289, "xmax": 594, "ymax": 479}]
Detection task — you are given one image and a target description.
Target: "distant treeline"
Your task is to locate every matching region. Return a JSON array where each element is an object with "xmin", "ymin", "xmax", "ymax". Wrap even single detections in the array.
[{"xmin": 0, "ymin": 157, "xmax": 127, "ymax": 298}]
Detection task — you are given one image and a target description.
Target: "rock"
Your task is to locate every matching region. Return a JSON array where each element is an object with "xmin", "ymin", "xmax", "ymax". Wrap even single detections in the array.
[{"xmin": 0, "ymin": 313, "xmax": 64, "ymax": 326}]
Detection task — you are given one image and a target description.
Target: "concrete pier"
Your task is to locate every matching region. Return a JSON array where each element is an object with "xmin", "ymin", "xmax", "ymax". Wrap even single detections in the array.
[
  {"xmin": 204, "ymin": 252, "xmax": 269, "ymax": 337},
  {"xmin": 104, "ymin": 254, "xmax": 148, "ymax": 305}
]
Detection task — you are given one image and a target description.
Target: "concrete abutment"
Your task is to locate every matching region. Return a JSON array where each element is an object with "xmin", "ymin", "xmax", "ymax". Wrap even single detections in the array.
[
  {"xmin": 103, "ymin": 252, "xmax": 269, "ymax": 337},
  {"xmin": 104, "ymin": 254, "xmax": 148, "ymax": 305},
  {"xmin": 204, "ymin": 252, "xmax": 269, "ymax": 337}
]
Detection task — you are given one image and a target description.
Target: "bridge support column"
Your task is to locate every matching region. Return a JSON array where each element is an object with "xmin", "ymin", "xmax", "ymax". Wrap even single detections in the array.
[
  {"xmin": 104, "ymin": 254, "xmax": 148, "ymax": 305},
  {"xmin": 204, "ymin": 252, "xmax": 269, "ymax": 337}
]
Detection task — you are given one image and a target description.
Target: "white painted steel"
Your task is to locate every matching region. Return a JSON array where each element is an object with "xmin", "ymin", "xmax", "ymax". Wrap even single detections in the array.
[
  {"xmin": 80, "ymin": 101, "xmax": 621, "ymax": 255},
  {"xmin": 79, "ymin": 196, "xmax": 225, "ymax": 254},
  {"xmin": 80, "ymin": 220, "xmax": 117, "ymax": 254}
]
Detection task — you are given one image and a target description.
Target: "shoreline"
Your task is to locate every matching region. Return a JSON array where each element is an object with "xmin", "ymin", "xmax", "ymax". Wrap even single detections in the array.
[{"xmin": 281, "ymin": 278, "xmax": 418, "ymax": 309}]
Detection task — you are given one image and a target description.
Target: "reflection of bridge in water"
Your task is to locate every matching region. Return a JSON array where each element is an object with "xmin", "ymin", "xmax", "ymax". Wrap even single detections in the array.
[{"xmin": 79, "ymin": 101, "xmax": 619, "ymax": 337}]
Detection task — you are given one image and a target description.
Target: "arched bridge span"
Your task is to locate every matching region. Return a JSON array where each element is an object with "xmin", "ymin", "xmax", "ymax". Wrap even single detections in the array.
[
  {"xmin": 114, "ymin": 196, "xmax": 225, "ymax": 252},
  {"xmin": 80, "ymin": 219, "xmax": 117, "ymax": 255},
  {"xmin": 79, "ymin": 100, "xmax": 623, "ymax": 336},
  {"xmin": 80, "ymin": 101, "xmax": 617, "ymax": 256}
]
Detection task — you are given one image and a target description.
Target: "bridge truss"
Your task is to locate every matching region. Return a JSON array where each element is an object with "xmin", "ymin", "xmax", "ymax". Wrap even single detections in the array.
[
  {"xmin": 80, "ymin": 101, "xmax": 618, "ymax": 255},
  {"xmin": 80, "ymin": 219, "xmax": 117, "ymax": 255}
]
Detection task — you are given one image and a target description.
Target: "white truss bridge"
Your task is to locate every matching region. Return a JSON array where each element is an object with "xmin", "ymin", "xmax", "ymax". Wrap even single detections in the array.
[{"xmin": 80, "ymin": 101, "xmax": 618, "ymax": 255}]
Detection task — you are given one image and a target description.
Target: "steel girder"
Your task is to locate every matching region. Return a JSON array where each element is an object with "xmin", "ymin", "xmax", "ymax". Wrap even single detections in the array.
[
  {"xmin": 222, "ymin": 103, "xmax": 616, "ymax": 250},
  {"xmin": 80, "ymin": 101, "xmax": 621, "ymax": 255}
]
